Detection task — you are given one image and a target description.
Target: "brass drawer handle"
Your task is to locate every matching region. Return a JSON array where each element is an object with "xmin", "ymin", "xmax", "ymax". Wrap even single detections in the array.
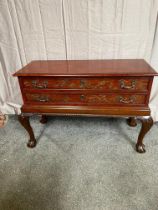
[
  {"xmin": 32, "ymin": 80, "xmax": 48, "ymax": 89},
  {"xmin": 119, "ymin": 80, "xmax": 136, "ymax": 89},
  {"xmin": 119, "ymin": 96, "xmax": 136, "ymax": 104},
  {"xmin": 36, "ymin": 95, "xmax": 49, "ymax": 102}
]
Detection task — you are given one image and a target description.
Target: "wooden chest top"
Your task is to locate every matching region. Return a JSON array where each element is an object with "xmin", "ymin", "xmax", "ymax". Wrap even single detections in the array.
[{"xmin": 13, "ymin": 59, "xmax": 157, "ymax": 77}]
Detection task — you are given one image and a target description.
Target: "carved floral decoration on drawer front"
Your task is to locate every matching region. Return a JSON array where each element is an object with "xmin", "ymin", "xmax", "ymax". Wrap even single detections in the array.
[
  {"xmin": 82, "ymin": 95, "xmax": 108, "ymax": 103},
  {"xmin": 53, "ymin": 79, "xmax": 138, "ymax": 90},
  {"xmin": 26, "ymin": 93, "xmax": 109, "ymax": 104},
  {"xmin": 23, "ymin": 79, "xmax": 149, "ymax": 91},
  {"xmin": 25, "ymin": 93, "xmax": 145, "ymax": 105},
  {"xmin": 24, "ymin": 79, "xmax": 113, "ymax": 89}
]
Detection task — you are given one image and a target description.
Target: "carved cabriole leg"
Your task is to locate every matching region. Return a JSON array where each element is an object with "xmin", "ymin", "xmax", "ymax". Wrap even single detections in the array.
[
  {"xmin": 127, "ymin": 117, "xmax": 137, "ymax": 127},
  {"xmin": 40, "ymin": 115, "xmax": 48, "ymax": 124},
  {"xmin": 136, "ymin": 116, "xmax": 153, "ymax": 153},
  {"xmin": 18, "ymin": 114, "xmax": 36, "ymax": 148}
]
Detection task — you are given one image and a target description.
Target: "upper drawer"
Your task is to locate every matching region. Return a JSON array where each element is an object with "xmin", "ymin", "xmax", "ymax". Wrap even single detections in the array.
[{"xmin": 20, "ymin": 77, "xmax": 150, "ymax": 92}]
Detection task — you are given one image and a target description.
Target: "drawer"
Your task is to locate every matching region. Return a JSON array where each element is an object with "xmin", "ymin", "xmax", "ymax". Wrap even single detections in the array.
[
  {"xmin": 24, "ymin": 92, "xmax": 147, "ymax": 106},
  {"xmin": 21, "ymin": 77, "xmax": 150, "ymax": 92}
]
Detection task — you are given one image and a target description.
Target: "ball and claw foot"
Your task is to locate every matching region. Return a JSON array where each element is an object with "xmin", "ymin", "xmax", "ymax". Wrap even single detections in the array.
[
  {"xmin": 40, "ymin": 115, "xmax": 47, "ymax": 124},
  {"xmin": 18, "ymin": 114, "xmax": 37, "ymax": 149},
  {"xmin": 136, "ymin": 144, "xmax": 146, "ymax": 153},
  {"xmin": 27, "ymin": 139, "xmax": 37, "ymax": 148},
  {"xmin": 135, "ymin": 116, "xmax": 153, "ymax": 154}
]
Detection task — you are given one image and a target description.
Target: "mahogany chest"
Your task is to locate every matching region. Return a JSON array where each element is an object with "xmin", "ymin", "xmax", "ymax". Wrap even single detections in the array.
[{"xmin": 14, "ymin": 59, "xmax": 158, "ymax": 153}]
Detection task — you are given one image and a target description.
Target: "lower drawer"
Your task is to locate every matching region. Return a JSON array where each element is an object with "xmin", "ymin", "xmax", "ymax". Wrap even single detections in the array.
[{"xmin": 24, "ymin": 92, "xmax": 147, "ymax": 106}]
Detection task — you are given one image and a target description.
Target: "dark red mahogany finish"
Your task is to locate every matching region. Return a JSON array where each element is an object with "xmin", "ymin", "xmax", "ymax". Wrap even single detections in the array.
[{"xmin": 14, "ymin": 59, "xmax": 158, "ymax": 153}]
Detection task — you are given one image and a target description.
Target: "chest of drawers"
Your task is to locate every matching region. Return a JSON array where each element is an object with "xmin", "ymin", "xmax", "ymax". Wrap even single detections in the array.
[{"xmin": 14, "ymin": 59, "xmax": 158, "ymax": 153}]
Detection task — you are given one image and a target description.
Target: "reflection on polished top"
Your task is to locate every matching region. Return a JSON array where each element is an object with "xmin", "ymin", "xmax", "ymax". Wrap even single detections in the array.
[{"xmin": 13, "ymin": 59, "xmax": 158, "ymax": 77}]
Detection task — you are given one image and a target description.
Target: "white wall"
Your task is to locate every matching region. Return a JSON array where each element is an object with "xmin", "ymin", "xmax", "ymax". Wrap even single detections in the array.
[
  {"xmin": 0, "ymin": 0, "xmax": 158, "ymax": 119},
  {"xmin": 150, "ymin": 15, "xmax": 158, "ymax": 121}
]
